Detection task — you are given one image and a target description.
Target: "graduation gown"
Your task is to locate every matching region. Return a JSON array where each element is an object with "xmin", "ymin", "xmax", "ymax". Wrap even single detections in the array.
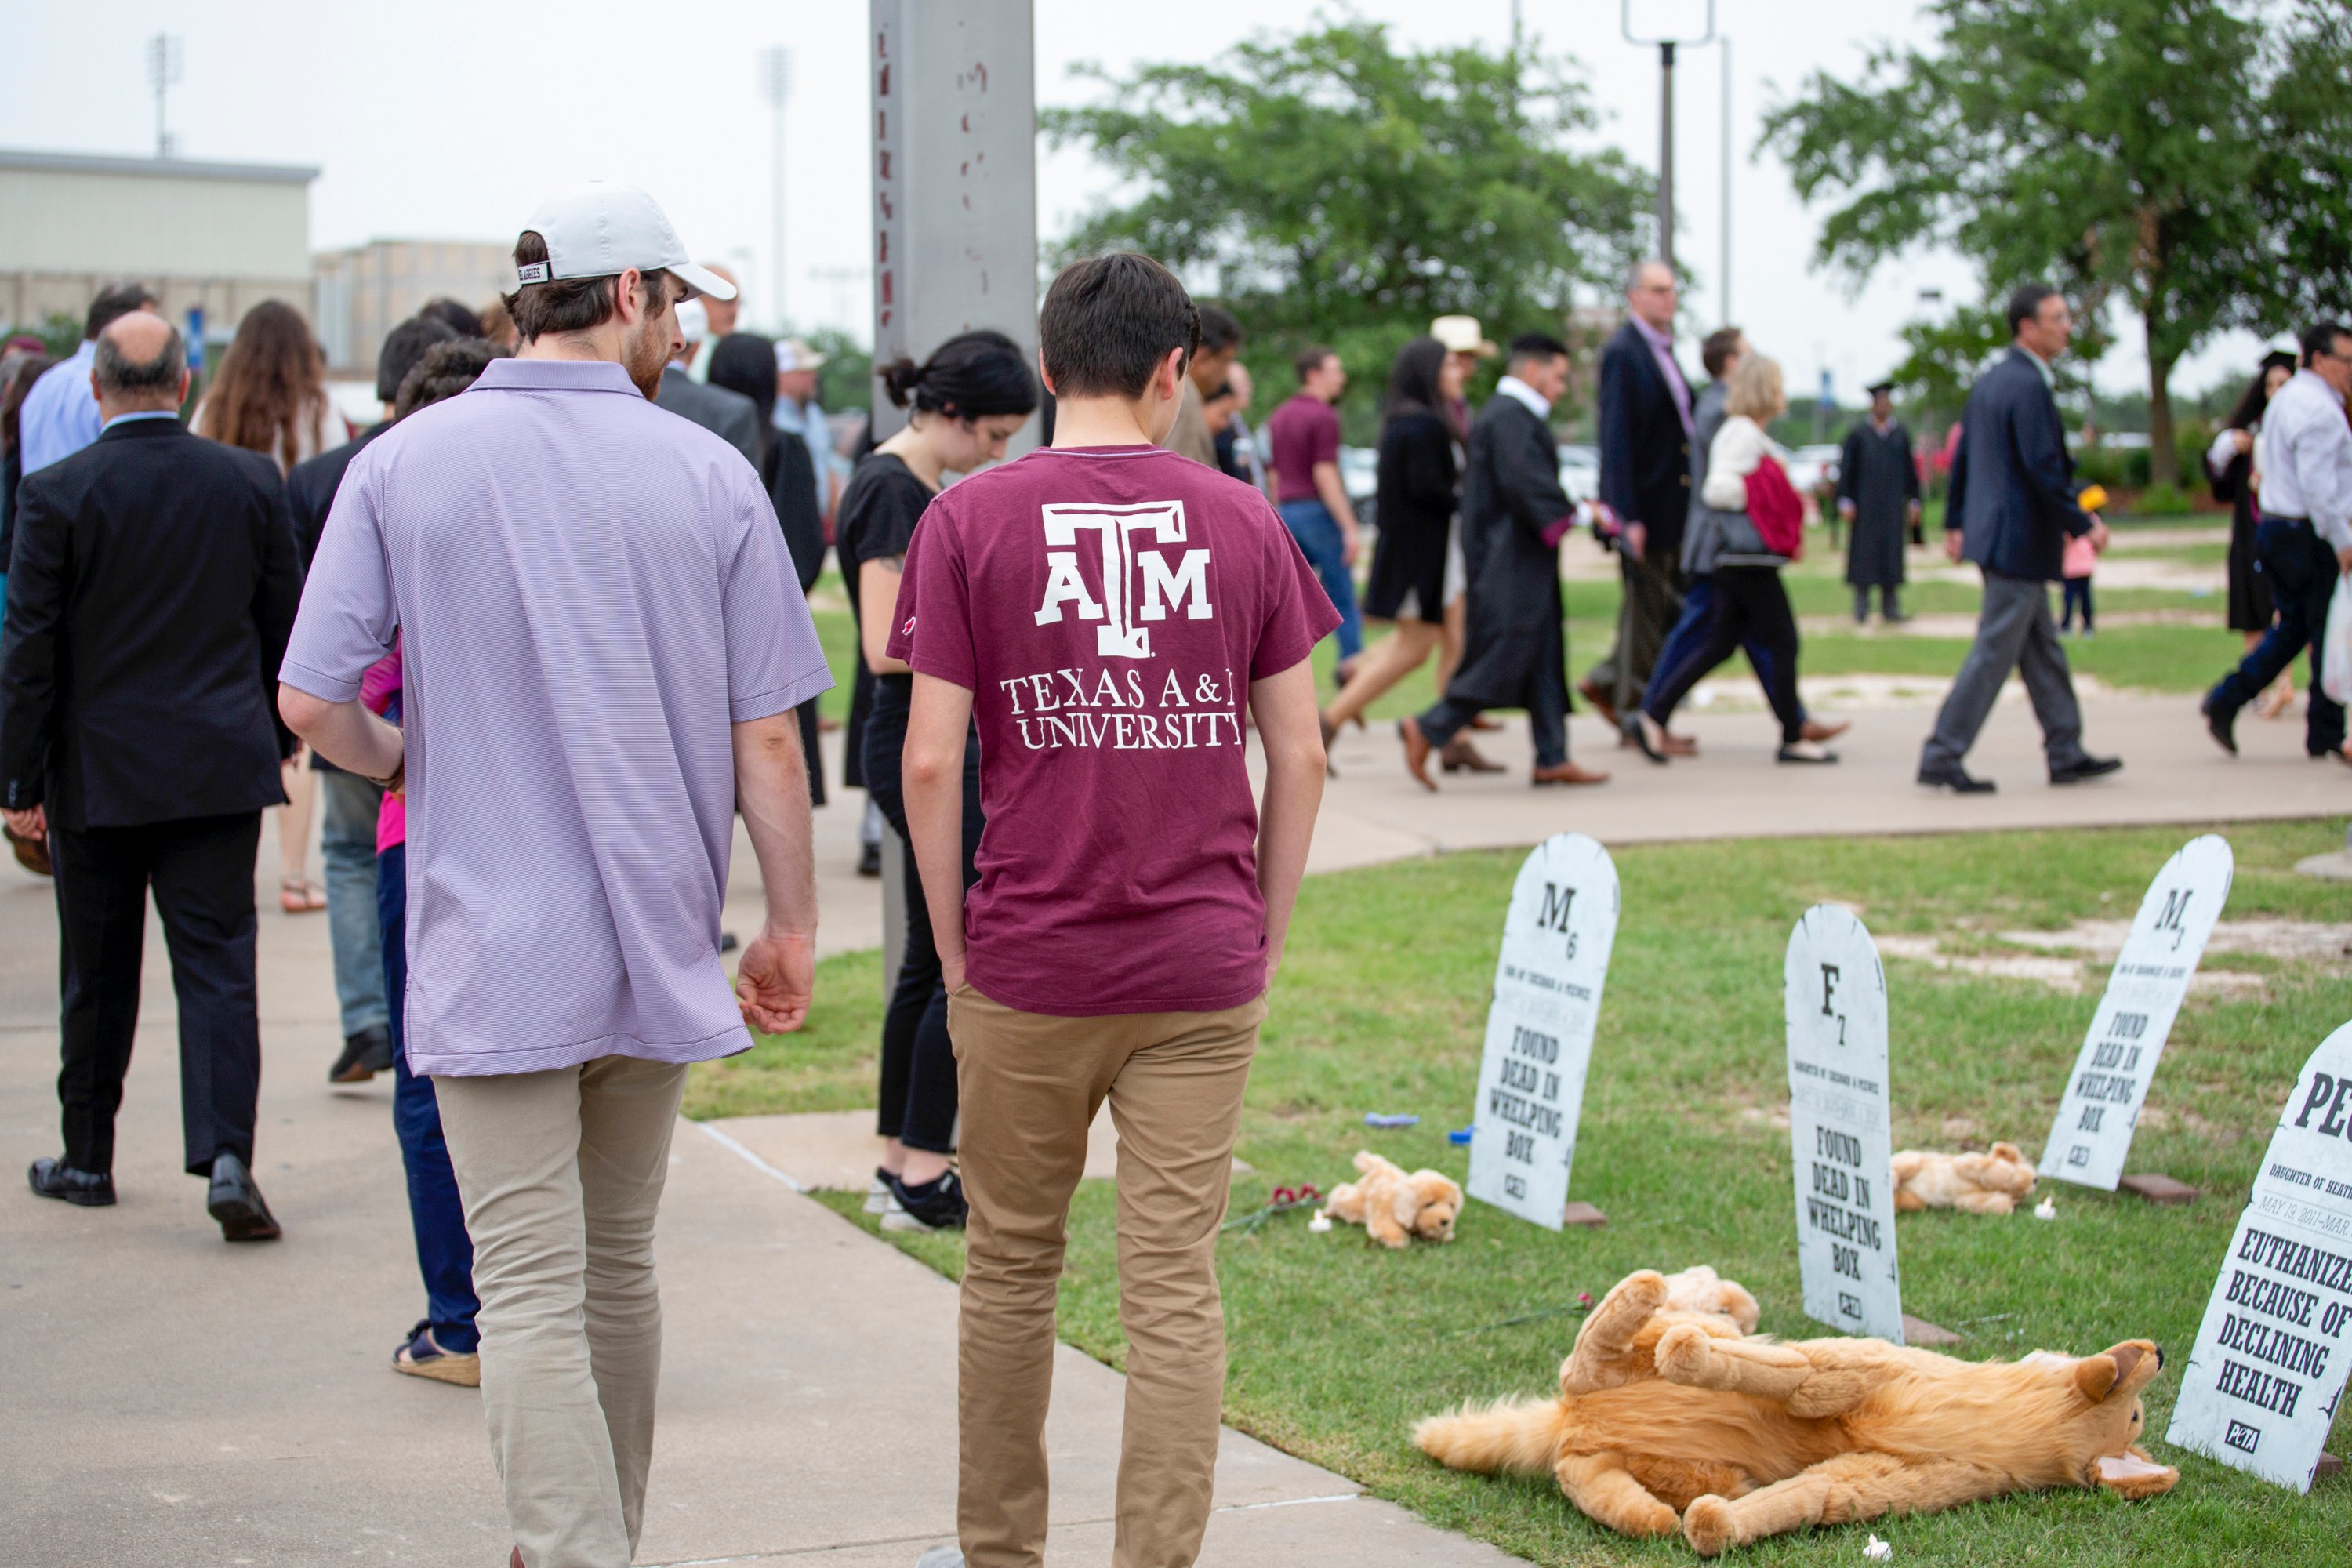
[
  {"xmin": 1443, "ymin": 394, "xmax": 1573, "ymax": 710},
  {"xmin": 1838, "ymin": 418, "xmax": 1921, "ymax": 587}
]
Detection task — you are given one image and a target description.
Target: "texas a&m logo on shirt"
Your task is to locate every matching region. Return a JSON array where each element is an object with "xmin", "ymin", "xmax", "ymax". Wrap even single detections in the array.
[{"xmin": 1033, "ymin": 501, "xmax": 1212, "ymax": 658}]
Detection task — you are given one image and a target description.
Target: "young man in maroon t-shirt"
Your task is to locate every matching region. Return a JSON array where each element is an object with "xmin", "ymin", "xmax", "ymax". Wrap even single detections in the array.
[
  {"xmin": 1265, "ymin": 344, "xmax": 1365, "ymax": 679},
  {"xmin": 890, "ymin": 253, "xmax": 1334, "ymax": 1567}
]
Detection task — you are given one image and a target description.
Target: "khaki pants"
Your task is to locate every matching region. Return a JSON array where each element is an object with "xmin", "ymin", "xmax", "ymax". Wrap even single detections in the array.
[
  {"xmin": 949, "ymin": 985, "xmax": 1265, "ymax": 1568},
  {"xmin": 434, "ymin": 1055, "xmax": 688, "ymax": 1568}
]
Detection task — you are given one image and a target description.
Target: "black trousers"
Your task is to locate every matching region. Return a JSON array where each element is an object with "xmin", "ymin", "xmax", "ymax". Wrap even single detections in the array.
[
  {"xmin": 51, "ymin": 811, "xmax": 263, "ymax": 1176},
  {"xmin": 862, "ymin": 695, "xmax": 984, "ymax": 1155},
  {"xmin": 1643, "ymin": 566, "xmax": 1806, "ymax": 744}
]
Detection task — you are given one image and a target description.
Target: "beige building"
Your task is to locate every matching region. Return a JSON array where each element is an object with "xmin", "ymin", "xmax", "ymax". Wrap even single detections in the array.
[
  {"xmin": 312, "ymin": 239, "xmax": 517, "ymax": 376},
  {"xmin": 0, "ymin": 147, "xmax": 318, "ymax": 341}
]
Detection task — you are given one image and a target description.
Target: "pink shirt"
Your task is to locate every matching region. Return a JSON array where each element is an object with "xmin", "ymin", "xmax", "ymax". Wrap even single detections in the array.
[{"xmin": 887, "ymin": 444, "xmax": 1338, "ymax": 1015}]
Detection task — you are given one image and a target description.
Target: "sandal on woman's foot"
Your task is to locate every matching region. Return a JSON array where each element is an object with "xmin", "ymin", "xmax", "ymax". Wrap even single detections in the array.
[
  {"xmin": 1621, "ymin": 711, "xmax": 1670, "ymax": 764},
  {"xmin": 1439, "ymin": 737, "xmax": 1505, "ymax": 774},
  {"xmin": 1777, "ymin": 741, "xmax": 1840, "ymax": 764},
  {"xmin": 280, "ymin": 878, "xmax": 327, "ymax": 913},
  {"xmin": 393, "ymin": 1321, "xmax": 481, "ymax": 1386}
]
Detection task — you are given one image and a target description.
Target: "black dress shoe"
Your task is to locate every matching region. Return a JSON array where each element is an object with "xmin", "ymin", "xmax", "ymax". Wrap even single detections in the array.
[
  {"xmin": 28, "ymin": 1156, "xmax": 114, "ymax": 1207},
  {"xmin": 207, "ymin": 1152, "xmax": 281, "ymax": 1241},
  {"xmin": 2050, "ymin": 755, "xmax": 2123, "ymax": 785},
  {"xmin": 856, "ymin": 840, "xmax": 882, "ymax": 877},
  {"xmin": 328, "ymin": 1025, "xmax": 394, "ymax": 1083},
  {"xmin": 2201, "ymin": 695, "xmax": 2238, "ymax": 756},
  {"xmin": 1917, "ymin": 761, "xmax": 1995, "ymax": 793}
]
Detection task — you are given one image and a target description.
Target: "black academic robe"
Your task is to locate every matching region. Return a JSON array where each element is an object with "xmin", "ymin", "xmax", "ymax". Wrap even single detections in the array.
[
  {"xmin": 1838, "ymin": 418, "xmax": 1921, "ymax": 588},
  {"xmin": 1443, "ymin": 394, "xmax": 1573, "ymax": 710}
]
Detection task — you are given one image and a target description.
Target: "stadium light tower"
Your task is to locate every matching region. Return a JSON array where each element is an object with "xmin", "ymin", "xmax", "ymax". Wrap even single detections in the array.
[
  {"xmin": 757, "ymin": 45, "xmax": 792, "ymax": 332},
  {"xmin": 1621, "ymin": 0, "xmax": 1715, "ymax": 277},
  {"xmin": 147, "ymin": 33, "xmax": 183, "ymax": 158}
]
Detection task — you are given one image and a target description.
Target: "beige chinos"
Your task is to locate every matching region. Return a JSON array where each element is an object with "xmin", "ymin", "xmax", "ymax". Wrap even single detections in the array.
[
  {"xmin": 434, "ymin": 1054, "xmax": 688, "ymax": 1568},
  {"xmin": 949, "ymin": 984, "xmax": 1266, "ymax": 1568}
]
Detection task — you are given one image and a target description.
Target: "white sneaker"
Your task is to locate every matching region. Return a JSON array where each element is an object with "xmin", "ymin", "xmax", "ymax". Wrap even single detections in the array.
[
  {"xmin": 864, "ymin": 1168, "xmax": 893, "ymax": 1215},
  {"xmin": 915, "ymin": 1548, "xmax": 964, "ymax": 1568}
]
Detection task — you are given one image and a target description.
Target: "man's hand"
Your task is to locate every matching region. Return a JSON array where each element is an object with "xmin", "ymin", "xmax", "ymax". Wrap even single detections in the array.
[
  {"xmin": 2232, "ymin": 429, "xmax": 2256, "ymax": 456},
  {"xmin": 735, "ymin": 926, "xmax": 815, "ymax": 1034},
  {"xmin": 2087, "ymin": 516, "xmax": 2111, "ymax": 553},
  {"xmin": 1838, "ymin": 500, "xmax": 1857, "ymax": 521},
  {"xmin": 3, "ymin": 804, "xmax": 45, "ymax": 841},
  {"xmin": 1341, "ymin": 522, "xmax": 1361, "ymax": 568},
  {"xmin": 941, "ymin": 949, "xmax": 967, "ymax": 994},
  {"xmin": 1623, "ymin": 521, "xmax": 1647, "ymax": 561},
  {"xmin": 1944, "ymin": 529, "xmax": 1965, "ymax": 563},
  {"xmin": 2337, "ymin": 544, "xmax": 2352, "ymax": 575},
  {"xmin": 1907, "ymin": 500, "xmax": 1923, "ymax": 523}
]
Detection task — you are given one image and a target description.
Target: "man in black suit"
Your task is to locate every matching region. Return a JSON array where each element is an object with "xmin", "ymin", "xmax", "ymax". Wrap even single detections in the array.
[
  {"xmin": 1399, "ymin": 334, "xmax": 1609, "ymax": 789},
  {"xmin": 283, "ymin": 313, "xmax": 460, "ymax": 1086},
  {"xmin": 1583, "ymin": 260, "xmax": 1695, "ymax": 731},
  {"xmin": 2, "ymin": 310, "xmax": 303, "ymax": 1239},
  {"xmin": 655, "ymin": 306, "xmax": 761, "ymax": 466},
  {"xmin": 1918, "ymin": 284, "xmax": 2120, "ymax": 793}
]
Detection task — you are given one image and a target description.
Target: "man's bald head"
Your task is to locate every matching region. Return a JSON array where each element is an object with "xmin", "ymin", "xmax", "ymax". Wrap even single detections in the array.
[{"xmin": 92, "ymin": 310, "xmax": 189, "ymax": 415}]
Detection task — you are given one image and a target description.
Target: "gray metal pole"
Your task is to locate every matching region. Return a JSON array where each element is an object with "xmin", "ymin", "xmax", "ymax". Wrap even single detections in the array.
[
  {"xmin": 1657, "ymin": 43, "xmax": 1675, "ymax": 274},
  {"xmin": 1719, "ymin": 37, "xmax": 1732, "ymax": 324}
]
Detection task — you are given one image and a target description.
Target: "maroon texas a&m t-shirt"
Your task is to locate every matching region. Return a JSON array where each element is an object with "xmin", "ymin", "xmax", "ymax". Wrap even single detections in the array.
[{"xmin": 886, "ymin": 444, "xmax": 1338, "ymax": 1017}]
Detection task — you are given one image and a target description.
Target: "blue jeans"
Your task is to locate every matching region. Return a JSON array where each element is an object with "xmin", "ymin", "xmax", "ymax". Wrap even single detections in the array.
[
  {"xmin": 319, "ymin": 770, "xmax": 388, "ymax": 1039},
  {"xmin": 2207, "ymin": 517, "xmax": 2346, "ymax": 755},
  {"xmin": 1277, "ymin": 498, "xmax": 1363, "ymax": 661},
  {"xmin": 379, "ymin": 842, "xmax": 479, "ymax": 1351}
]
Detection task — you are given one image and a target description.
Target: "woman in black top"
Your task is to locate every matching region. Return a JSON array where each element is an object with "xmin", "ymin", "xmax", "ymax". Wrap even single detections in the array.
[
  {"xmin": 841, "ymin": 328, "xmax": 1037, "ymax": 1232},
  {"xmin": 1320, "ymin": 336, "xmax": 1497, "ymax": 771},
  {"xmin": 2205, "ymin": 350, "xmax": 2299, "ymax": 718},
  {"xmin": 710, "ymin": 331, "xmax": 831, "ymax": 804}
]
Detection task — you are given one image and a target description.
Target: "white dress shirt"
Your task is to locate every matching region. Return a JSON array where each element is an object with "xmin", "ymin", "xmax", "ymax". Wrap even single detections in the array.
[
  {"xmin": 1495, "ymin": 375, "xmax": 1552, "ymax": 421},
  {"xmin": 2254, "ymin": 368, "xmax": 2352, "ymax": 550}
]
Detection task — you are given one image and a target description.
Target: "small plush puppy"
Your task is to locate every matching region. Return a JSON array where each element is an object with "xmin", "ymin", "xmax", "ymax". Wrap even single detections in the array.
[
  {"xmin": 1658, "ymin": 1264, "xmax": 1761, "ymax": 1334},
  {"xmin": 1891, "ymin": 1141, "xmax": 2038, "ymax": 1215},
  {"xmin": 1414, "ymin": 1268, "xmax": 2176, "ymax": 1555},
  {"xmin": 1324, "ymin": 1150, "xmax": 1463, "ymax": 1248}
]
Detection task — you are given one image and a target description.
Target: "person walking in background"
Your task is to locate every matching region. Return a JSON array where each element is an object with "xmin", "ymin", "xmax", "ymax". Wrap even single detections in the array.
[
  {"xmin": 1161, "ymin": 304, "xmax": 1242, "ymax": 468},
  {"xmin": 1583, "ymin": 260, "xmax": 1693, "ymax": 729},
  {"xmin": 1631, "ymin": 355, "xmax": 1836, "ymax": 766},
  {"xmin": 1268, "ymin": 346, "xmax": 1365, "ymax": 684},
  {"xmin": 682, "ymin": 263, "xmax": 739, "ymax": 381},
  {"xmin": 1918, "ymin": 284, "xmax": 2119, "ymax": 793},
  {"xmin": 2201, "ymin": 321, "xmax": 2352, "ymax": 768},
  {"xmin": 1323, "ymin": 336, "xmax": 1491, "ymax": 771},
  {"xmin": 285, "ymin": 313, "xmax": 465, "ymax": 1084},
  {"xmin": 655, "ymin": 299, "xmax": 762, "ymax": 467},
  {"xmin": 1399, "ymin": 333, "xmax": 1609, "ymax": 790},
  {"xmin": 16, "ymin": 283, "xmax": 158, "ymax": 477},
  {"xmin": 193, "ymin": 299, "xmax": 350, "ymax": 916},
  {"xmin": 772, "ymin": 336, "xmax": 837, "ymax": 524},
  {"xmin": 840, "ymin": 330, "xmax": 1036, "ymax": 1232},
  {"xmin": 2205, "ymin": 350, "xmax": 2301, "ymax": 719},
  {"xmin": 2058, "ymin": 524, "xmax": 2098, "ymax": 636},
  {"xmin": 1428, "ymin": 314, "xmax": 1499, "ymax": 695},
  {"xmin": 279, "ymin": 184, "xmax": 829, "ymax": 1568},
  {"xmin": 1838, "ymin": 379, "xmax": 1922, "ymax": 623},
  {"xmin": 1214, "ymin": 360, "xmax": 1262, "ymax": 488},
  {"xmin": 710, "ymin": 330, "xmax": 831, "ymax": 805},
  {"xmin": 2, "ymin": 347, "xmax": 58, "ymax": 603},
  {"xmin": 5, "ymin": 311, "xmax": 301, "ymax": 1238},
  {"xmin": 888, "ymin": 251, "xmax": 1331, "ymax": 1568},
  {"xmin": 358, "ymin": 336, "xmax": 505, "ymax": 1388}
]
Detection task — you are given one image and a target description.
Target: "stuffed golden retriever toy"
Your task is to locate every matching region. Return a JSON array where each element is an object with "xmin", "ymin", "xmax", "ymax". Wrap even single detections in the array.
[
  {"xmin": 1415, "ymin": 1268, "xmax": 2175, "ymax": 1555},
  {"xmin": 1891, "ymin": 1141, "xmax": 2038, "ymax": 1215},
  {"xmin": 1324, "ymin": 1151, "xmax": 1462, "ymax": 1248}
]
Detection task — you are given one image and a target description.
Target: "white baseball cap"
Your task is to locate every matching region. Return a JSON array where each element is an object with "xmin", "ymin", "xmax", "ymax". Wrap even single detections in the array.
[{"xmin": 514, "ymin": 182, "xmax": 737, "ymax": 302}]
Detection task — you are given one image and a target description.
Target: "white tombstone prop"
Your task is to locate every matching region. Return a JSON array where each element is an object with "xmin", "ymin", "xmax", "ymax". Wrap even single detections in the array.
[
  {"xmin": 2039, "ymin": 835, "xmax": 2234, "ymax": 1191},
  {"xmin": 2166, "ymin": 1020, "xmax": 2352, "ymax": 1492},
  {"xmin": 1786, "ymin": 905, "xmax": 1906, "ymax": 1343},
  {"xmin": 1467, "ymin": 833, "xmax": 1620, "ymax": 1230}
]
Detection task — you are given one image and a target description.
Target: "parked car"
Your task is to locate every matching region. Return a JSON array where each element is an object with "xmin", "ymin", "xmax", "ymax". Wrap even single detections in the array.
[
  {"xmin": 1782, "ymin": 443, "xmax": 1843, "ymax": 495},
  {"xmin": 1557, "ymin": 443, "xmax": 1599, "ymax": 503}
]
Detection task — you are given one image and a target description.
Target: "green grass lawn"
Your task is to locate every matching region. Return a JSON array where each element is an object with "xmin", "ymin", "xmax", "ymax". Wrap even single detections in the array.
[{"xmin": 702, "ymin": 819, "xmax": 2352, "ymax": 1566}]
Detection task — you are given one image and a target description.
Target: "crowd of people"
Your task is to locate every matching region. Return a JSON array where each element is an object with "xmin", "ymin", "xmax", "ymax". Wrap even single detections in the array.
[{"xmin": 4, "ymin": 170, "xmax": 2347, "ymax": 1568}]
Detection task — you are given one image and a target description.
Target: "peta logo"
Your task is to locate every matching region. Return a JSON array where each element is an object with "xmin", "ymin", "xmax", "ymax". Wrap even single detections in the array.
[{"xmin": 1033, "ymin": 501, "xmax": 1211, "ymax": 659}]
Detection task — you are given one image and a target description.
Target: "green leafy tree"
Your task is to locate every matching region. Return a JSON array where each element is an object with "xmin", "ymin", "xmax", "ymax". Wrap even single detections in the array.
[
  {"xmin": 1762, "ymin": 0, "xmax": 2352, "ymax": 487},
  {"xmin": 1042, "ymin": 20, "xmax": 1647, "ymax": 436}
]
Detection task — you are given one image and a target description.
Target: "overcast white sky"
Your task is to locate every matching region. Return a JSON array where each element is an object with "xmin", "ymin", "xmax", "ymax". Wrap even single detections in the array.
[{"xmin": 0, "ymin": 1, "xmax": 2284, "ymax": 402}]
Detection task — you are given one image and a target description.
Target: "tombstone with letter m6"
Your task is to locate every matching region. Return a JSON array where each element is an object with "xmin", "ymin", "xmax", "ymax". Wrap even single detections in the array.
[{"xmin": 1466, "ymin": 833, "xmax": 1620, "ymax": 1231}]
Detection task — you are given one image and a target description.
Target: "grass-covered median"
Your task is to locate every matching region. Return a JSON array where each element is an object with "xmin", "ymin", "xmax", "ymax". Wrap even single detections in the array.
[{"xmin": 696, "ymin": 819, "xmax": 2352, "ymax": 1565}]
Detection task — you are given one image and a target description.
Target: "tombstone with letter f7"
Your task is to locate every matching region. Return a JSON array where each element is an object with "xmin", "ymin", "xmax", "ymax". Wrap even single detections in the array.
[
  {"xmin": 1466, "ymin": 833, "xmax": 1620, "ymax": 1231},
  {"xmin": 2040, "ymin": 835, "xmax": 2233, "ymax": 1203}
]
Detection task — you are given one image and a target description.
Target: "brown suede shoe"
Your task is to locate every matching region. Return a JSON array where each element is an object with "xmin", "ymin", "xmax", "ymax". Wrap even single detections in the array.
[
  {"xmin": 1800, "ymin": 717, "xmax": 1852, "ymax": 742},
  {"xmin": 1440, "ymin": 737, "xmax": 1505, "ymax": 774},
  {"xmin": 1398, "ymin": 716, "xmax": 1437, "ymax": 792},
  {"xmin": 1660, "ymin": 732, "xmax": 1699, "ymax": 757},
  {"xmin": 1576, "ymin": 678, "xmax": 1619, "ymax": 729},
  {"xmin": 1531, "ymin": 760, "xmax": 1610, "ymax": 786}
]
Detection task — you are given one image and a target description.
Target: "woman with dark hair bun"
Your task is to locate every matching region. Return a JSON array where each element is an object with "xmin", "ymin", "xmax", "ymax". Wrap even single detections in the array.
[
  {"xmin": 2205, "ymin": 349, "xmax": 2301, "ymax": 717},
  {"xmin": 840, "ymin": 328, "xmax": 1038, "ymax": 1232},
  {"xmin": 1320, "ymin": 336, "xmax": 1494, "ymax": 771}
]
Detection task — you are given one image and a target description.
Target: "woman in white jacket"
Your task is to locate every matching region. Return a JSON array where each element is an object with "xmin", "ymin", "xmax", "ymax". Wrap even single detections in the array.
[{"xmin": 1630, "ymin": 355, "xmax": 1838, "ymax": 764}]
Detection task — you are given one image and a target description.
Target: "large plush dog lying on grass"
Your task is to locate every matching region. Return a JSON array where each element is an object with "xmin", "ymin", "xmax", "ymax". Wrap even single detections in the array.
[{"xmin": 1414, "ymin": 1269, "xmax": 2176, "ymax": 1554}]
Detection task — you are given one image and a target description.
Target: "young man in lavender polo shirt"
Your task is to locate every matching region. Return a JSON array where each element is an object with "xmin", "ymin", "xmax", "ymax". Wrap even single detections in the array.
[
  {"xmin": 892, "ymin": 252, "xmax": 1334, "ymax": 1567},
  {"xmin": 278, "ymin": 184, "xmax": 830, "ymax": 1568}
]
